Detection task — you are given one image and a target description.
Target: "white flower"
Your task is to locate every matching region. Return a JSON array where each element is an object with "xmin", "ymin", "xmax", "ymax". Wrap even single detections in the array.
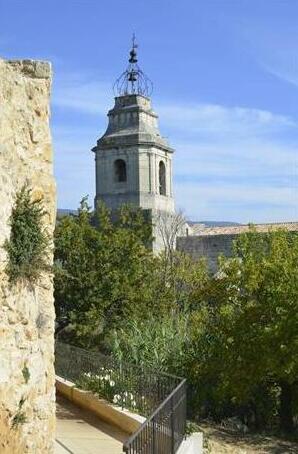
[
  {"xmin": 110, "ymin": 380, "xmax": 115, "ymax": 387},
  {"xmin": 132, "ymin": 400, "xmax": 136, "ymax": 408},
  {"xmin": 113, "ymin": 394, "xmax": 121, "ymax": 404},
  {"xmin": 104, "ymin": 374, "xmax": 110, "ymax": 381}
]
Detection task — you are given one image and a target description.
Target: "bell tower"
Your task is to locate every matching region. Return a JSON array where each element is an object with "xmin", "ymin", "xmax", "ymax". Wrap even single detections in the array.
[{"xmin": 92, "ymin": 37, "xmax": 176, "ymax": 249}]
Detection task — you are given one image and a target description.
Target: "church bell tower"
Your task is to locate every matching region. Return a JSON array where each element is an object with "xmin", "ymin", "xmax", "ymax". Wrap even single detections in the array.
[{"xmin": 92, "ymin": 37, "xmax": 175, "ymax": 249}]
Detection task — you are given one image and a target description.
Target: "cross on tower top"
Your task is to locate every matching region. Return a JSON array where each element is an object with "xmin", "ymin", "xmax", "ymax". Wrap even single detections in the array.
[{"xmin": 129, "ymin": 34, "xmax": 138, "ymax": 64}]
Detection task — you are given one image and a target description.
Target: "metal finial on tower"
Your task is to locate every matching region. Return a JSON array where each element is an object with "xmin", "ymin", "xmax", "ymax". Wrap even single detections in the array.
[{"xmin": 113, "ymin": 35, "xmax": 153, "ymax": 97}]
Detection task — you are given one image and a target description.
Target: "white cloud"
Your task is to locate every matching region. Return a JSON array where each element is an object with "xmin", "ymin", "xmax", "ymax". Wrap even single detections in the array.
[
  {"xmin": 52, "ymin": 73, "xmax": 296, "ymax": 134},
  {"xmin": 172, "ymin": 139, "xmax": 297, "ymax": 222},
  {"xmin": 261, "ymin": 61, "xmax": 298, "ymax": 89},
  {"xmin": 52, "ymin": 73, "xmax": 112, "ymax": 115},
  {"xmin": 51, "ymin": 74, "xmax": 298, "ymax": 222},
  {"xmin": 238, "ymin": 17, "xmax": 298, "ymax": 89},
  {"xmin": 173, "ymin": 140, "xmax": 298, "ymax": 179},
  {"xmin": 175, "ymin": 181, "xmax": 298, "ymax": 223},
  {"xmin": 157, "ymin": 102, "xmax": 296, "ymax": 138}
]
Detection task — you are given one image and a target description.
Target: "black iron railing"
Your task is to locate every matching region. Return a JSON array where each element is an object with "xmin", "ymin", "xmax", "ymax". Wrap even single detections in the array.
[
  {"xmin": 123, "ymin": 379, "xmax": 187, "ymax": 454},
  {"xmin": 55, "ymin": 342, "xmax": 187, "ymax": 453}
]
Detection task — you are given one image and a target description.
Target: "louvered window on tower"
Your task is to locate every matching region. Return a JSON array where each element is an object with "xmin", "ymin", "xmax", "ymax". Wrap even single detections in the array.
[
  {"xmin": 114, "ymin": 159, "xmax": 127, "ymax": 182},
  {"xmin": 159, "ymin": 161, "xmax": 166, "ymax": 195}
]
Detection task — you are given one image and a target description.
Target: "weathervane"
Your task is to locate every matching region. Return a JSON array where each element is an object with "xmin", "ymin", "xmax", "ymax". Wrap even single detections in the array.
[{"xmin": 113, "ymin": 34, "xmax": 153, "ymax": 97}]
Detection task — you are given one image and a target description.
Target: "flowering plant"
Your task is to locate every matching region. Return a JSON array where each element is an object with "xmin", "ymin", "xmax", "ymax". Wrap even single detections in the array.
[{"xmin": 76, "ymin": 367, "xmax": 145, "ymax": 414}]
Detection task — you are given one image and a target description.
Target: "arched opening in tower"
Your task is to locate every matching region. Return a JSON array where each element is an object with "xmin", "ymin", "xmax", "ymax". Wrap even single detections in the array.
[
  {"xmin": 114, "ymin": 159, "xmax": 127, "ymax": 182},
  {"xmin": 159, "ymin": 161, "xmax": 166, "ymax": 195}
]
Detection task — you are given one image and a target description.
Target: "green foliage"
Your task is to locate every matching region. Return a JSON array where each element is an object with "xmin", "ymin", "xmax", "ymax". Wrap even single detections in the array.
[
  {"xmin": 185, "ymin": 420, "xmax": 200, "ymax": 436},
  {"xmin": 76, "ymin": 369, "xmax": 145, "ymax": 414},
  {"xmin": 77, "ymin": 370, "xmax": 117, "ymax": 402},
  {"xmin": 188, "ymin": 228, "xmax": 298, "ymax": 432},
  {"xmin": 4, "ymin": 186, "xmax": 50, "ymax": 284},
  {"xmin": 19, "ymin": 396, "xmax": 26, "ymax": 409},
  {"xmin": 12, "ymin": 398, "xmax": 27, "ymax": 429},
  {"xmin": 108, "ymin": 312, "xmax": 191, "ymax": 373},
  {"xmin": 54, "ymin": 206, "xmax": 298, "ymax": 434},
  {"xmin": 54, "ymin": 199, "xmax": 168, "ymax": 347},
  {"xmin": 11, "ymin": 411, "xmax": 27, "ymax": 429},
  {"xmin": 115, "ymin": 203, "xmax": 153, "ymax": 247},
  {"xmin": 22, "ymin": 365, "xmax": 30, "ymax": 384}
]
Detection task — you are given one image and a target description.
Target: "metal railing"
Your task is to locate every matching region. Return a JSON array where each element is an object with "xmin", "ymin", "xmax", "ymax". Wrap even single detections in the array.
[
  {"xmin": 55, "ymin": 342, "xmax": 186, "ymax": 454},
  {"xmin": 123, "ymin": 379, "xmax": 186, "ymax": 454}
]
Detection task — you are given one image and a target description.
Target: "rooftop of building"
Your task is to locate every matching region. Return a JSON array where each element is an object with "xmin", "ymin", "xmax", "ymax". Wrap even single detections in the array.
[{"xmin": 189, "ymin": 221, "xmax": 298, "ymax": 236}]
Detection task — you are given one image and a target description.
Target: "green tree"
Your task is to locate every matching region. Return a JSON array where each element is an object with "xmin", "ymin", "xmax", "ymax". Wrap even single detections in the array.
[
  {"xmin": 54, "ymin": 199, "xmax": 171, "ymax": 347},
  {"xmin": 198, "ymin": 228, "xmax": 298, "ymax": 432},
  {"xmin": 54, "ymin": 205, "xmax": 298, "ymax": 434}
]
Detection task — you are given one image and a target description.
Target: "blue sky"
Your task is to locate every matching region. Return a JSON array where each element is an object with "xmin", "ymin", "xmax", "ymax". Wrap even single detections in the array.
[{"xmin": 1, "ymin": 0, "xmax": 297, "ymax": 222}]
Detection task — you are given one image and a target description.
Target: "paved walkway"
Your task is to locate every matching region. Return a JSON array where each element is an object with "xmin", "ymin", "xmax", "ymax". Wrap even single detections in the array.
[{"xmin": 55, "ymin": 395, "xmax": 127, "ymax": 454}]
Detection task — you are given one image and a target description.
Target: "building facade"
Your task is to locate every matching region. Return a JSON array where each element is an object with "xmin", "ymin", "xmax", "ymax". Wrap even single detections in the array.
[
  {"xmin": 92, "ymin": 94, "xmax": 175, "ymax": 215},
  {"xmin": 92, "ymin": 38, "xmax": 176, "ymax": 251},
  {"xmin": 92, "ymin": 40, "xmax": 298, "ymax": 263},
  {"xmin": 177, "ymin": 222, "xmax": 298, "ymax": 272}
]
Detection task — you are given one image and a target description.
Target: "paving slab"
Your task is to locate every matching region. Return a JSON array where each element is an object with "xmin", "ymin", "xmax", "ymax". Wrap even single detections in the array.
[{"xmin": 55, "ymin": 395, "xmax": 127, "ymax": 454}]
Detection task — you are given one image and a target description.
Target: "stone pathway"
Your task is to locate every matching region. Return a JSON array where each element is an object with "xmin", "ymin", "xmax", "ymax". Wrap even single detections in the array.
[{"xmin": 55, "ymin": 395, "xmax": 127, "ymax": 454}]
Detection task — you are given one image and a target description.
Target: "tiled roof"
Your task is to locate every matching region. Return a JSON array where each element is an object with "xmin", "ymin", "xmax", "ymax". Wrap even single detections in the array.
[{"xmin": 190, "ymin": 222, "xmax": 298, "ymax": 236}]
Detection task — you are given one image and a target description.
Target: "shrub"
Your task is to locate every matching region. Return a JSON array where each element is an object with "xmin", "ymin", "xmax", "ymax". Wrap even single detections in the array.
[
  {"xmin": 4, "ymin": 186, "xmax": 50, "ymax": 284},
  {"xmin": 11, "ymin": 411, "xmax": 27, "ymax": 429},
  {"xmin": 76, "ymin": 369, "xmax": 145, "ymax": 414},
  {"xmin": 22, "ymin": 365, "xmax": 30, "ymax": 384}
]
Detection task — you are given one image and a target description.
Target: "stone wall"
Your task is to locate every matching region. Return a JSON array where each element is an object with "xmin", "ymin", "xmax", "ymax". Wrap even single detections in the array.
[
  {"xmin": 0, "ymin": 59, "xmax": 56, "ymax": 453},
  {"xmin": 177, "ymin": 223, "xmax": 298, "ymax": 272},
  {"xmin": 176, "ymin": 234, "xmax": 238, "ymax": 273}
]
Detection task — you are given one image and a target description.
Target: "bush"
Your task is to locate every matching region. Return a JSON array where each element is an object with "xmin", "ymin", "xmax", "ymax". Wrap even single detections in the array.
[
  {"xmin": 4, "ymin": 186, "xmax": 50, "ymax": 284},
  {"xmin": 76, "ymin": 368, "xmax": 146, "ymax": 415},
  {"xmin": 108, "ymin": 313, "xmax": 191, "ymax": 374}
]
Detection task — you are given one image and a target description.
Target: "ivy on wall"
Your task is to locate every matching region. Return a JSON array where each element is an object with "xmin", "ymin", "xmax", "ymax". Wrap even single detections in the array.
[{"xmin": 4, "ymin": 186, "xmax": 50, "ymax": 284}]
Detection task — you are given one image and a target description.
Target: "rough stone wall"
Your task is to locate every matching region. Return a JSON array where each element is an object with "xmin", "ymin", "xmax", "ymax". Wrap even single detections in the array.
[
  {"xmin": 177, "ymin": 225, "xmax": 298, "ymax": 272},
  {"xmin": 177, "ymin": 234, "xmax": 238, "ymax": 272},
  {"xmin": 0, "ymin": 59, "xmax": 56, "ymax": 453}
]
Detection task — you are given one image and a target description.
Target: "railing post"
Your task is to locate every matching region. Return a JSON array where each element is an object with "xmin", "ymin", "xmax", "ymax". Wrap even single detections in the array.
[
  {"xmin": 171, "ymin": 395, "xmax": 174, "ymax": 454},
  {"xmin": 152, "ymin": 415, "xmax": 156, "ymax": 454}
]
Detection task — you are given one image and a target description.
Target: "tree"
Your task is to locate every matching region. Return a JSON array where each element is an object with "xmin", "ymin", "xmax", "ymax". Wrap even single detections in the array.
[
  {"xmin": 54, "ymin": 199, "xmax": 173, "ymax": 347},
  {"xmin": 200, "ymin": 228, "xmax": 298, "ymax": 432},
  {"xmin": 54, "ymin": 207, "xmax": 298, "ymax": 433},
  {"xmin": 155, "ymin": 210, "xmax": 187, "ymax": 264}
]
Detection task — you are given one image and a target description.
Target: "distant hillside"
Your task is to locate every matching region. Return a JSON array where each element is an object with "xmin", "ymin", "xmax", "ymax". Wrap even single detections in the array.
[
  {"xmin": 57, "ymin": 208, "xmax": 77, "ymax": 219},
  {"xmin": 57, "ymin": 211, "xmax": 242, "ymax": 228},
  {"xmin": 190, "ymin": 221, "xmax": 243, "ymax": 227}
]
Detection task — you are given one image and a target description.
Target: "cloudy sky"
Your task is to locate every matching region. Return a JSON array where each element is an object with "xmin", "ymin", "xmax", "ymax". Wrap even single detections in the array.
[{"xmin": 1, "ymin": 0, "xmax": 297, "ymax": 222}]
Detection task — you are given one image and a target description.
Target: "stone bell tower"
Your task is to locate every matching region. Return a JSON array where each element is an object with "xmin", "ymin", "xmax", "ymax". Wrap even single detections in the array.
[{"xmin": 92, "ymin": 36, "xmax": 175, "ymax": 250}]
